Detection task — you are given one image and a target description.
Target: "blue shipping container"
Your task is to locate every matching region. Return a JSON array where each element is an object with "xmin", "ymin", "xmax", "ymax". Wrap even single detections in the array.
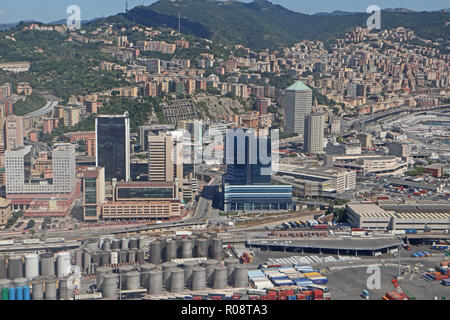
[
  {"xmin": 23, "ymin": 286, "xmax": 30, "ymax": 300},
  {"xmin": 16, "ymin": 287, "xmax": 23, "ymax": 300},
  {"xmin": 8, "ymin": 287, "xmax": 16, "ymax": 301}
]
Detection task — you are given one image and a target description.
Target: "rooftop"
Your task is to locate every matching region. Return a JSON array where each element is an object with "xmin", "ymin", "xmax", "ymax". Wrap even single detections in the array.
[{"xmin": 286, "ymin": 81, "xmax": 311, "ymax": 91}]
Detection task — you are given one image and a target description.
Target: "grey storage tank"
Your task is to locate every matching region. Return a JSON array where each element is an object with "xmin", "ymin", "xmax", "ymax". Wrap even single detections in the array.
[
  {"xmin": 150, "ymin": 241, "xmax": 162, "ymax": 265},
  {"xmin": 138, "ymin": 237, "xmax": 147, "ymax": 250},
  {"xmin": 119, "ymin": 250, "xmax": 128, "ymax": 264},
  {"xmin": 136, "ymin": 250, "xmax": 145, "ymax": 265},
  {"xmin": 233, "ymin": 265, "xmax": 248, "ymax": 288},
  {"xmin": 130, "ymin": 238, "xmax": 138, "ymax": 249},
  {"xmin": 102, "ymin": 273, "xmax": 119, "ymax": 299},
  {"xmin": 96, "ymin": 266, "xmax": 113, "ymax": 290},
  {"xmin": 125, "ymin": 271, "xmax": 140, "ymax": 290},
  {"xmin": 101, "ymin": 251, "xmax": 111, "ymax": 266},
  {"xmin": 165, "ymin": 240, "xmax": 177, "ymax": 262},
  {"xmin": 25, "ymin": 254, "xmax": 39, "ymax": 280},
  {"xmin": 13, "ymin": 277, "xmax": 28, "ymax": 288},
  {"xmin": 58, "ymin": 277, "xmax": 74, "ymax": 300},
  {"xmin": 0, "ymin": 278, "xmax": 12, "ymax": 289},
  {"xmin": 181, "ymin": 239, "xmax": 193, "ymax": 259},
  {"xmin": 140, "ymin": 263, "xmax": 156, "ymax": 290},
  {"xmin": 127, "ymin": 250, "xmax": 136, "ymax": 263},
  {"xmin": 148, "ymin": 270, "xmax": 163, "ymax": 295},
  {"xmin": 162, "ymin": 262, "xmax": 177, "ymax": 290},
  {"xmin": 121, "ymin": 237, "xmax": 129, "ymax": 250},
  {"xmin": 213, "ymin": 266, "xmax": 227, "ymax": 289},
  {"xmin": 224, "ymin": 258, "xmax": 239, "ymax": 285},
  {"xmin": 82, "ymin": 250, "xmax": 91, "ymax": 273},
  {"xmin": 118, "ymin": 265, "xmax": 135, "ymax": 289},
  {"xmin": 192, "ymin": 267, "xmax": 206, "ymax": 291},
  {"xmin": 7, "ymin": 256, "xmax": 24, "ymax": 279},
  {"xmin": 103, "ymin": 238, "xmax": 112, "ymax": 251},
  {"xmin": 210, "ymin": 238, "xmax": 223, "ymax": 261},
  {"xmin": 202, "ymin": 259, "xmax": 217, "ymax": 288},
  {"xmin": 112, "ymin": 239, "xmax": 120, "ymax": 250},
  {"xmin": 44, "ymin": 278, "xmax": 57, "ymax": 300},
  {"xmin": 40, "ymin": 253, "xmax": 55, "ymax": 277},
  {"xmin": 74, "ymin": 249, "xmax": 82, "ymax": 269},
  {"xmin": 183, "ymin": 261, "xmax": 198, "ymax": 289},
  {"xmin": 170, "ymin": 268, "xmax": 184, "ymax": 293},
  {"xmin": 196, "ymin": 238, "xmax": 209, "ymax": 258},
  {"xmin": 31, "ymin": 279, "xmax": 44, "ymax": 300}
]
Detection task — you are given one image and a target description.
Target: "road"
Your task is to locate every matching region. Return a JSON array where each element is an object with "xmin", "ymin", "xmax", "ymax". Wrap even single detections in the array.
[{"xmin": 26, "ymin": 100, "xmax": 58, "ymax": 118}]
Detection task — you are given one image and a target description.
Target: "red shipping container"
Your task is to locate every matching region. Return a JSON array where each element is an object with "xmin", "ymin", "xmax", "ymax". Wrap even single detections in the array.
[
  {"xmin": 296, "ymin": 294, "xmax": 305, "ymax": 300},
  {"xmin": 286, "ymin": 290, "xmax": 295, "ymax": 295}
]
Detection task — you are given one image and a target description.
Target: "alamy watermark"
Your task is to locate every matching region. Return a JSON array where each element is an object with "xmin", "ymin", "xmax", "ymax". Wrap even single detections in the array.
[
  {"xmin": 366, "ymin": 265, "xmax": 381, "ymax": 290},
  {"xmin": 367, "ymin": 5, "xmax": 381, "ymax": 30},
  {"xmin": 66, "ymin": 5, "xmax": 81, "ymax": 30}
]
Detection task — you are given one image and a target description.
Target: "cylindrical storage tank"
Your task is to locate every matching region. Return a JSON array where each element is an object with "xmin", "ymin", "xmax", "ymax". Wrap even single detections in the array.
[
  {"xmin": 0, "ymin": 256, "xmax": 7, "ymax": 279},
  {"xmin": 130, "ymin": 238, "xmax": 138, "ymax": 249},
  {"xmin": 25, "ymin": 254, "xmax": 39, "ymax": 280},
  {"xmin": 58, "ymin": 278, "xmax": 68, "ymax": 300},
  {"xmin": 91, "ymin": 251, "xmax": 100, "ymax": 265},
  {"xmin": 189, "ymin": 236, "xmax": 198, "ymax": 257},
  {"xmin": 40, "ymin": 253, "xmax": 55, "ymax": 277},
  {"xmin": 103, "ymin": 238, "xmax": 111, "ymax": 251},
  {"xmin": 224, "ymin": 258, "xmax": 239, "ymax": 285},
  {"xmin": 233, "ymin": 265, "xmax": 248, "ymax": 288},
  {"xmin": 8, "ymin": 287, "xmax": 16, "ymax": 300},
  {"xmin": 31, "ymin": 280, "xmax": 44, "ymax": 300},
  {"xmin": 181, "ymin": 239, "xmax": 193, "ymax": 259},
  {"xmin": 56, "ymin": 252, "xmax": 71, "ymax": 278},
  {"xmin": 82, "ymin": 251, "xmax": 91, "ymax": 273},
  {"xmin": 148, "ymin": 270, "xmax": 163, "ymax": 295},
  {"xmin": 202, "ymin": 259, "xmax": 217, "ymax": 288},
  {"xmin": 210, "ymin": 238, "xmax": 223, "ymax": 261},
  {"xmin": 213, "ymin": 266, "xmax": 227, "ymax": 289},
  {"xmin": 75, "ymin": 249, "xmax": 82, "ymax": 269},
  {"xmin": 119, "ymin": 250, "xmax": 128, "ymax": 264},
  {"xmin": 165, "ymin": 240, "xmax": 177, "ymax": 262},
  {"xmin": 125, "ymin": 271, "xmax": 140, "ymax": 290},
  {"xmin": 127, "ymin": 250, "xmax": 136, "ymax": 263},
  {"xmin": 44, "ymin": 279, "xmax": 57, "ymax": 300},
  {"xmin": 183, "ymin": 261, "xmax": 198, "ymax": 289},
  {"xmin": 162, "ymin": 262, "xmax": 177, "ymax": 290},
  {"xmin": 121, "ymin": 238, "xmax": 129, "ymax": 250},
  {"xmin": 1, "ymin": 287, "xmax": 9, "ymax": 300},
  {"xmin": 192, "ymin": 267, "xmax": 206, "ymax": 291},
  {"xmin": 118, "ymin": 265, "xmax": 135, "ymax": 289},
  {"xmin": 196, "ymin": 238, "xmax": 209, "ymax": 258},
  {"xmin": 7, "ymin": 256, "xmax": 23, "ymax": 280},
  {"xmin": 112, "ymin": 239, "xmax": 120, "ymax": 250},
  {"xmin": 102, "ymin": 274, "xmax": 119, "ymax": 299},
  {"xmin": 101, "ymin": 251, "xmax": 111, "ymax": 266},
  {"xmin": 138, "ymin": 237, "xmax": 147, "ymax": 250},
  {"xmin": 23, "ymin": 285, "xmax": 30, "ymax": 300},
  {"xmin": 96, "ymin": 266, "xmax": 113, "ymax": 290},
  {"xmin": 140, "ymin": 263, "xmax": 156, "ymax": 289},
  {"xmin": 150, "ymin": 241, "xmax": 162, "ymax": 265},
  {"xmin": 170, "ymin": 268, "xmax": 184, "ymax": 293},
  {"xmin": 136, "ymin": 250, "xmax": 145, "ymax": 265},
  {"xmin": 16, "ymin": 286, "xmax": 24, "ymax": 300},
  {"xmin": 98, "ymin": 238, "xmax": 105, "ymax": 250},
  {"xmin": 111, "ymin": 250, "xmax": 119, "ymax": 265}
]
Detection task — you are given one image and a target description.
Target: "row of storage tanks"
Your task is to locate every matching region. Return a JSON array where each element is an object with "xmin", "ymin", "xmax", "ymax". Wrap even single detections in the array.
[
  {"xmin": 148, "ymin": 237, "xmax": 224, "ymax": 264},
  {"xmin": 98, "ymin": 236, "xmax": 148, "ymax": 251},
  {"xmin": 0, "ymin": 276, "xmax": 77, "ymax": 300},
  {"xmin": 97, "ymin": 258, "xmax": 249, "ymax": 299},
  {"xmin": 0, "ymin": 252, "xmax": 74, "ymax": 280}
]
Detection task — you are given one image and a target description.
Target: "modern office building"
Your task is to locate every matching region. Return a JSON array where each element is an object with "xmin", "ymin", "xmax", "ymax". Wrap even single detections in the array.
[
  {"xmin": 224, "ymin": 128, "xmax": 272, "ymax": 185},
  {"xmin": 284, "ymin": 81, "xmax": 312, "ymax": 135},
  {"xmin": 101, "ymin": 181, "xmax": 181, "ymax": 220},
  {"xmin": 81, "ymin": 167, "xmax": 105, "ymax": 221},
  {"xmin": 325, "ymin": 142, "xmax": 362, "ymax": 155},
  {"xmin": 224, "ymin": 185, "xmax": 292, "ymax": 212},
  {"xmin": 138, "ymin": 124, "xmax": 175, "ymax": 151},
  {"xmin": 388, "ymin": 142, "xmax": 411, "ymax": 159},
  {"xmin": 95, "ymin": 113, "xmax": 130, "ymax": 182},
  {"xmin": 304, "ymin": 113, "xmax": 325, "ymax": 154}
]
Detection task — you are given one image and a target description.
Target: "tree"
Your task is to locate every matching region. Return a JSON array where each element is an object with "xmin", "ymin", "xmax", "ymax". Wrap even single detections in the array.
[{"xmin": 26, "ymin": 219, "xmax": 35, "ymax": 229}]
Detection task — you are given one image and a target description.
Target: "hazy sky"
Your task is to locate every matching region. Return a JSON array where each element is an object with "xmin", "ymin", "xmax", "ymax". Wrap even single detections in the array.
[{"xmin": 0, "ymin": 0, "xmax": 448, "ymax": 24}]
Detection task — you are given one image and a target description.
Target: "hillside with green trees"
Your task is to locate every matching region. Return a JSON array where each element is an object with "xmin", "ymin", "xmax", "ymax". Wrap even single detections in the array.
[
  {"xmin": 102, "ymin": 0, "xmax": 450, "ymax": 50},
  {"xmin": 13, "ymin": 92, "xmax": 47, "ymax": 116}
]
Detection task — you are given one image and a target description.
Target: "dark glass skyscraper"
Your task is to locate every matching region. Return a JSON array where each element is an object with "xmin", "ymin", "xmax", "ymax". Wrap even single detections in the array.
[
  {"xmin": 224, "ymin": 128, "xmax": 272, "ymax": 185},
  {"xmin": 95, "ymin": 113, "xmax": 130, "ymax": 181}
]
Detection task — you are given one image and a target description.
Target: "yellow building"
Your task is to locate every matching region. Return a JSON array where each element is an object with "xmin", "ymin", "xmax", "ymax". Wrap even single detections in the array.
[{"xmin": 0, "ymin": 197, "xmax": 12, "ymax": 226}]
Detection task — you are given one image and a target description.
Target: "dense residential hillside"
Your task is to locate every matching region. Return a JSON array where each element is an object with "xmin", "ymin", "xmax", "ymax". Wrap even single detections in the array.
[{"xmin": 97, "ymin": 0, "xmax": 449, "ymax": 50}]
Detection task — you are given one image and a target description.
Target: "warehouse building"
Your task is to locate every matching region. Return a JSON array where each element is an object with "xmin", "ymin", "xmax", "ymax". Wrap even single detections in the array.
[{"xmin": 346, "ymin": 203, "xmax": 450, "ymax": 231}]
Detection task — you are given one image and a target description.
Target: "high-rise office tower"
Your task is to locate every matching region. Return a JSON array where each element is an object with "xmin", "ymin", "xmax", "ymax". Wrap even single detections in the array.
[
  {"xmin": 304, "ymin": 113, "xmax": 325, "ymax": 154},
  {"xmin": 81, "ymin": 167, "xmax": 105, "ymax": 221},
  {"xmin": 52, "ymin": 143, "xmax": 77, "ymax": 193},
  {"xmin": 224, "ymin": 128, "xmax": 272, "ymax": 185},
  {"xmin": 147, "ymin": 133, "xmax": 183, "ymax": 198},
  {"xmin": 95, "ymin": 113, "xmax": 130, "ymax": 182},
  {"xmin": 4, "ymin": 115, "xmax": 24, "ymax": 150},
  {"xmin": 284, "ymin": 81, "xmax": 312, "ymax": 135}
]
